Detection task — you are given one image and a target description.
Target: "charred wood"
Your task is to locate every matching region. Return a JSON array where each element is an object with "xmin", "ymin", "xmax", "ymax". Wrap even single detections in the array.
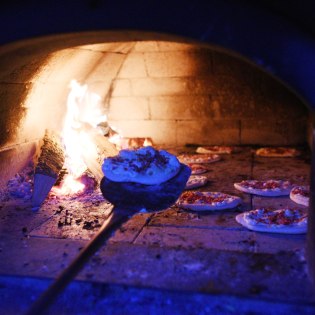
[
  {"xmin": 81, "ymin": 129, "xmax": 118, "ymax": 182},
  {"xmin": 32, "ymin": 130, "xmax": 65, "ymax": 209}
]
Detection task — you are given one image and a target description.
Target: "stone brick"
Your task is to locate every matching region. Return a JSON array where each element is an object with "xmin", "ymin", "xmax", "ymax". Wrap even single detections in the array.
[
  {"xmin": 208, "ymin": 76, "xmax": 257, "ymax": 118},
  {"xmin": 252, "ymin": 155, "xmax": 310, "ymax": 184},
  {"xmin": 111, "ymin": 79, "xmax": 132, "ymax": 96},
  {"xmin": 259, "ymin": 74, "xmax": 309, "ymax": 119},
  {"xmin": 176, "ymin": 119, "xmax": 240, "ymax": 145},
  {"xmin": 21, "ymin": 81, "xmax": 69, "ymax": 139},
  {"xmin": 29, "ymin": 199, "xmax": 113, "ymax": 241},
  {"xmin": 0, "ymin": 237, "xmax": 86, "ymax": 278},
  {"xmin": 0, "ymin": 50, "xmax": 47, "ymax": 83},
  {"xmin": 134, "ymin": 41, "xmax": 200, "ymax": 53},
  {"xmin": 252, "ymin": 195, "xmax": 307, "ymax": 211},
  {"xmin": 39, "ymin": 48, "xmax": 126, "ymax": 85},
  {"xmin": 131, "ymin": 77, "xmax": 191, "ymax": 96},
  {"xmin": 108, "ymin": 97, "xmax": 149, "ymax": 120},
  {"xmin": 118, "ymin": 52, "xmax": 147, "ymax": 78},
  {"xmin": 78, "ymin": 51, "xmax": 126, "ymax": 83},
  {"xmin": 135, "ymin": 224, "xmax": 305, "ymax": 254},
  {"xmin": 144, "ymin": 50, "xmax": 212, "ymax": 77},
  {"xmin": 240, "ymin": 119, "xmax": 307, "ymax": 145},
  {"xmin": 106, "ymin": 120, "xmax": 177, "ymax": 144},
  {"xmin": 156, "ymin": 41, "xmax": 199, "ymax": 52},
  {"xmin": 133, "ymin": 41, "xmax": 160, "ymax": 52},
  {"xmin": 134, "ymin": 225, "xmax": 260, "ymax": 252},
  {"xmin": 0, "ymin": 83, "xmax": 31, "ymax": 146},
  {"xmin": 212, "ymin": 50, "xmax": 258, "ymax": 79},
  {"xmin": 150, "ymin": 208, "xmax": 246, "ymax": 230},
  {"xmin": 149, "ymin": 95, "xmax": 219, "ymax": 120},
  {"xmin": 0, "ymin": 142, "xmax": 37, "ymax": 189},
  {"xmin": 80, "ymin": 42, "xmax": 134, "ymax": 54},
  {"xmin": 109, "ymin": 212, "xmax": 152, "ymax": 243}
]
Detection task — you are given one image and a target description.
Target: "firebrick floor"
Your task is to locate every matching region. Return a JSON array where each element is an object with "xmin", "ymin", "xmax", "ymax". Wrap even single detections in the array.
[{"xmin": 0, "ymin": 146, "xmax": 315, "ymax": 314}]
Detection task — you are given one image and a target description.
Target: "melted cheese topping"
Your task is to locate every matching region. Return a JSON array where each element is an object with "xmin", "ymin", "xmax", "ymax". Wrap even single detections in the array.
[
  {"xmin": 291, "ymin": 186, "xmax": 309, "ymax": 197},
  {"xmin": 237, "ymin": 179, "xmax": 291, "ymax": 191},
  {"xmin": 196, "ymin": 146, "xmax": 233, "ymax": 154},
  {"xmin": 102, "ymin": 146, "xmax": 180, "ymax": 185},
  {"xmin": 179, "ymin": 191, "xmax": 239, "ymax": 206},
  {"xmin": 255, "ymin": 147, "xmax": 300, "ymax": 157},
  {"xmin": 178, "ymin": 153, "xmax": 221, "ymax": 164},
  {"xmin": 244, "ymin": 208, "xmax": 307, "ymax": 227}
]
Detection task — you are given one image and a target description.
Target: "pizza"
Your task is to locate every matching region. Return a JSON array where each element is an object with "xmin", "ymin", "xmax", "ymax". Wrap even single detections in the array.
[
  {"xmin": 177, "ymin": 153, "xmax": 221, "ymax": 164},
  {"xmin": 196, "ymin": 145, "xmax": 234, "ymax": 154},
  {"xmin": 290, "ymin": 186, "xmax": 310, "ymax": 207},
  {"xmin": 177, "ymin": 191, "xmax": 242, "ymax": 211},
  {"xmin": 234, "ymin": 179, "xmax": 292, "ymax": 196},
  {"xmin": 236, "ymin": 208, "xmax": 307, "ymax": 234},
  {"xmin": 102, "ymin": 146, "xmax": 180, "ymax": 185},
  {"xmin": 255, "ymin": 147, "xmax": 300, "ymax": 157},
  {"xmin": 185, "ymin": 175, "xmax": 208, "ymax": 189},
  {"xmin": 188, "ymin": 164, "xmax": 208, "ymax": 175}
]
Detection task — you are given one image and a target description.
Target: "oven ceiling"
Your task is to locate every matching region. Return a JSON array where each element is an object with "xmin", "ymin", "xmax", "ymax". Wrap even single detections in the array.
[{"xmin": 0, "ymin": 0, "xmax": 315, "ymax": 108}]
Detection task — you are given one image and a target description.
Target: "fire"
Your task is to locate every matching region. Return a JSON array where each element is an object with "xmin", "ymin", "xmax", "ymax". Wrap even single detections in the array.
[
  {"xmin": 55, "ymin": 80, "xmax": 107, "ymax": 195},
  {"xmin": 51, "ymin": 174, "xmax": 85, "ymax": 195},
  {"xmin": 54, "ymin": 79, "xmax": 154, "ymax": 196}
]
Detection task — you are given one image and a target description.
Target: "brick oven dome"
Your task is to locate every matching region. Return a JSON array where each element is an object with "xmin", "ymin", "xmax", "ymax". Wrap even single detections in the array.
[
  {"xmin": 0, "ymin": 33, "xmax": 311, "ymax": 189},
  {"xmin": 0, "ymin": 0, "xmax": 315, "ymax": 108}
]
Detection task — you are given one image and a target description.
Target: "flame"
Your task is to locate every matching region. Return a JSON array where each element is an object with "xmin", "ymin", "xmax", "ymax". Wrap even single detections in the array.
[
  {"xmin": 54, "ymin": 80, "xmax": 152, "ymax": 196},
  {"xmin": 143, "ymin": 138, "xmax": 153, "ymax": 147},
  {"xmin": 108, "ymin": 131, "xmax": 129, "ymax": 150},
  {"xmin": 55, "ymin": 80, "xmax": 108, "ymax": 195},
  {"xmin": 52, "ymin": 174, "xmax": 85, "ymax": 195}
]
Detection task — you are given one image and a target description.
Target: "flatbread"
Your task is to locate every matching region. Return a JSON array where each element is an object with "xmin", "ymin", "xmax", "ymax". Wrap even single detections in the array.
[
  {"xmin": 188, "ymin": 164, "xmax": 208, "ymax": 175},
  {"xmin": 255, "ymin": 147, "xmax": 300, "ymax": 157},
  {"xmin": 177, "ymin": 191, "xmax": 242, "ymax": 211},
  {"xmin": 185, "ymin": 175, "xmax": 208, "ymax": 189},
  {"xmin": 236, "ymin": 208, "xmax": 307, "ymax": 234},
  {"xmin": 102, "ymin": 146, "xmax": 180, "ymax": 185},
  {"xmin": 290, "ymin": 186, "xmax": 309, "ymax": 207},
  {"xmin": 196, "ymin": 146, "xmax": 234, "ymax": 154},
  {"xmin": 234, "ymin": 179, "xmax": 292, "ymax": 196},
  {"xmin": 178, "ymin": 153, "xmax": 221, "ymax": 164}
]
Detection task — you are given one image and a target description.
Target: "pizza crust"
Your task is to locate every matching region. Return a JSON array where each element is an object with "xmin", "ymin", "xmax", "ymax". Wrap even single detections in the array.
[
  {"xmin": 102, "ymin": 146, "xmax": 180, "ymax": 185},
  {"xmin": 236, "ymin": 210, "xmax": 307, "ymax": 234},
  {"xmin": 290, "ymin": 186, "xmax": 309, "ymax": 206},
  {"xmin": 196, "ymin": 146, "xmax": 233, "ymax": 154},
  {"xmin": 234, "ymin": 180, "xmax": 292, "ymax": 196},
  {"xmin": 185, "ymin": 175, "xmax": 208, "ymax": 189},
  {"xmin": 188, "ymin": 164, "xmax": 208, "ymax": 175},
  {"xmin": 177, "ymin": 191, "xmax": 242, "ymax": 211},
  {"xmin": 255, "ymin": 147, "xmax": 300, "ymax": 157},
  {"xmin": 178, "ymin": 154, "xmax": 221, "ymax": 164}
]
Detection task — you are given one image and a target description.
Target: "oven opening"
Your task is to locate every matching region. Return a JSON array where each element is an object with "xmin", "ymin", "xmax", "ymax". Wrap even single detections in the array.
[{"xmin": 0, "ymin": 32, "xmax": 314, "ymax": 314}]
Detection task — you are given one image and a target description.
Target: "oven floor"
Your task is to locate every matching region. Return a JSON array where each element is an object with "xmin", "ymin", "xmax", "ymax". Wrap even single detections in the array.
[{"xmin": 0, "ymin": 146, "xmax": 314, "ymax": 314}]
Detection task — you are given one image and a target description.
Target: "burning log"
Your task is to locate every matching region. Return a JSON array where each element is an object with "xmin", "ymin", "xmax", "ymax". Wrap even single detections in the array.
[
  {"xmin": 32, "ymin": 130, "xmax": 65, "ymax": 209},
  {"xmin": 80, "ymin": 127, "xmax": 118, "ymax": 182}
]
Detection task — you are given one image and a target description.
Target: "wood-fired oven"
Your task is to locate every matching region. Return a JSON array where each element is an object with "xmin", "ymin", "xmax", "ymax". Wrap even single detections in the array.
[{"xmin": 0, "ymin": 1, "xmax": 314, "ymax": 314}]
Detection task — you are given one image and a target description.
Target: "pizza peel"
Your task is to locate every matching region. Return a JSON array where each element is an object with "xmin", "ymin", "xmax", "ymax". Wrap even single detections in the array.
[{"xmin": 26, "ymin": 163, "xmax": 191, "ymax": 315}]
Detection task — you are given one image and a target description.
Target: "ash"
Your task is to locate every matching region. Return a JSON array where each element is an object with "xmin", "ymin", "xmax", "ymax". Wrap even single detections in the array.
[
  {"xmin": 0, "ymin": 162, "xmax": 34, "ymax": 202},
  {"xmin": 0, "ymin": 163, "xmax": 113, "ymax": 240}
]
